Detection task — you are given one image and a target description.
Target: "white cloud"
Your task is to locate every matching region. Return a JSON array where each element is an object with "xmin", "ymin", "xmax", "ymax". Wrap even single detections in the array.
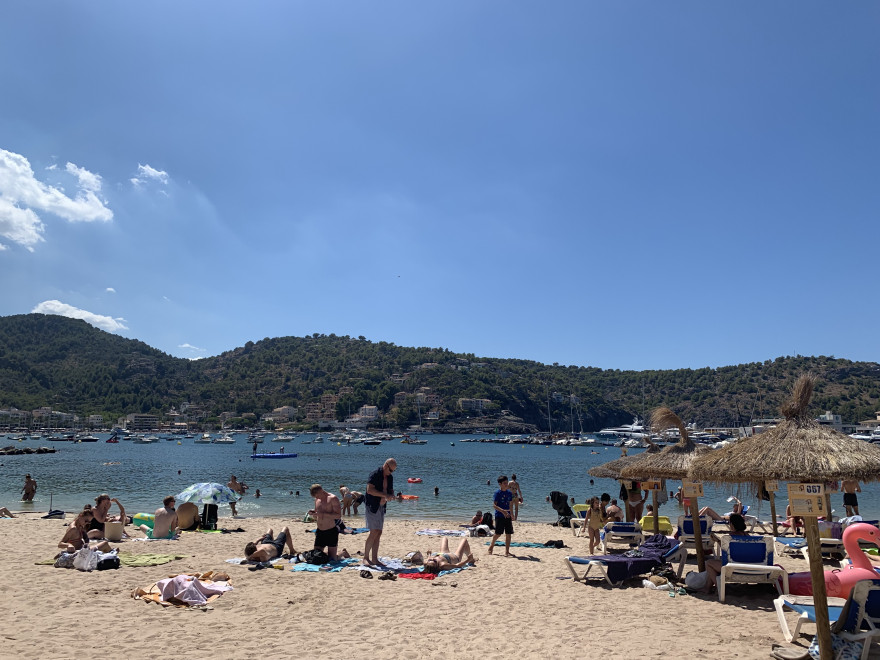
[
  {"xmin": 131, "ymin": 163, "xmax": 169, "ymax": 187},
  {"xmin": 106, "ymin": 287, "xmax": 116, "ymax": 293},
  {"xmin": 0, "ymin": 148, "xmax": 113, "ymax": 249},
  {"xmin": 178, "ymin": 343, "xmax": 206, "ymax": 353},
  {"xmin": 32, "ymin": 300, "xmax": 128, "ymax": 333}
]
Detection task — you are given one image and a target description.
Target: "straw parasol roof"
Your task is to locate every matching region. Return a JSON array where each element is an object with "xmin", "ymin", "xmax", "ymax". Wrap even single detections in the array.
[
  {"xmin": 588, "ymin": 440, "xmax": 661, "ymax": 480},
  {"xmin": 619, "ymin": 407, "xmax": 711, "ymax": 481},
  {"xmin": 690, "ymin": 374, "xmax": 880, "ymax": 485}
]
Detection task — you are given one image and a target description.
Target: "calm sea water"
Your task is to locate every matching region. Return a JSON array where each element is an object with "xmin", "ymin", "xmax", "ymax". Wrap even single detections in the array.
[{"xmin": 2, "ymin": 433, "xmax": 878, "ymax": 523}]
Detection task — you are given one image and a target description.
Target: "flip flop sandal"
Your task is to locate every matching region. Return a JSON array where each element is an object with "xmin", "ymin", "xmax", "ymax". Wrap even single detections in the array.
[
  {"xmin": 668, "ymin": 590, "xmax": 676, "ymax": 597},
  {"xmin": 248, "ymin": 564, "xmax": 267, "ymax": 571},
  {"xmin": 770, "ymin": 645, "xmax": 809, "ymax": 660},
  {"xmin": 378, "ymin": 571, "xmax": 397, "ymax": 581},
  {"xmin": 359, "ymin": 570, "xmax": 373, "ymax": 579},
  {"xmin": 676, "ymin": 587, "xmax": 687, "ymax": 595}
]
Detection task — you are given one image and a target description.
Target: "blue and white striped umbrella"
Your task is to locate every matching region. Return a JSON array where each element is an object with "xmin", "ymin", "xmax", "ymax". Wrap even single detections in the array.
[{"xmin": 175, "ymin": 482, "xmax": 240, "ymax": 504}]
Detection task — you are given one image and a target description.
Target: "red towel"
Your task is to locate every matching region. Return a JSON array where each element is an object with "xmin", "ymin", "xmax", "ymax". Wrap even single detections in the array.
[{"xmin": 398, "ymin": 572, "xmax": 435, "ymax": 580}]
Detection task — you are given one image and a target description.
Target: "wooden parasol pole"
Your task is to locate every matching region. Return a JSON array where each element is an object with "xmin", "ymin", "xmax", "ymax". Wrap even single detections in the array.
[
  {"xmin": 804, "ymin": 515, "xmax": 833, "ymax": 660},
  {"xmin": 652, "ymin": 489, "xmax": 659, "ymax": 535},
  {"xmin": 690, "ymin": 496, "xmax": 706, "ymax": 572},
  {"xmin": 765, "ymin": 481, "xmax": 779, "ymax": 536}
]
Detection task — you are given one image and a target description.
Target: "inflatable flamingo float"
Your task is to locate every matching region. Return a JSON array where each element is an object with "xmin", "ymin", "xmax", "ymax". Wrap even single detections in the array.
[{"xmin": 788, "ymin": 523, "xmax": 880, "ymax": 598}]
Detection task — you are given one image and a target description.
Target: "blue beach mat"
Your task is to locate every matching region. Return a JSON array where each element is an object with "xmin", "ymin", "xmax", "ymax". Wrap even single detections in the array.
[
  {"xmin": 485, "ymin": 541, "xmax": 554, "ymax": 548},
  {"xmin": 291, "ymin": 558, "xmax": 359, "ymax": 572}
]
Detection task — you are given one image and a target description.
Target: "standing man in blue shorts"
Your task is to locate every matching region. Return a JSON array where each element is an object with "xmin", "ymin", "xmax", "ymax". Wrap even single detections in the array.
[
  {"xmin": 363, "ymin": 458, "xmax": 396, "ymax": 566},
  {"xmin": 489, "ymin": 475, "xmax": 514, "ymax": 556}
]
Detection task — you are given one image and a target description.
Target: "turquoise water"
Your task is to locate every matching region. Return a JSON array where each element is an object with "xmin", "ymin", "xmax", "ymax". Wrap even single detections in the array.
[{"xmin": 2, "ymin": 433, "xmax": 878, "ymax": 523}]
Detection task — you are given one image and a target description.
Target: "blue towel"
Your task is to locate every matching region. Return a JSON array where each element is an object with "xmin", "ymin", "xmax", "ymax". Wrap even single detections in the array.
[{"xmin": 291, "ymin": 558, "xmax": 359, "ymax": 572}]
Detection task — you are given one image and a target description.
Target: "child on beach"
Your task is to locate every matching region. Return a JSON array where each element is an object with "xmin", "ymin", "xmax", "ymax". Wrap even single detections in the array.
[
  {"xmin": 488, "ymin": 475, "xmax": 514, "ymax": 556},
  {"xmin": 585, "ymin": 496, "xmax": 606, "ymax": 554}
]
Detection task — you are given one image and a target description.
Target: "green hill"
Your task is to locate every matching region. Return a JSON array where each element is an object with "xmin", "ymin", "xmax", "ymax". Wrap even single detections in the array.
[{"xmin": 0, "ymin": 313, "xmax": 877, "ymax": 431}]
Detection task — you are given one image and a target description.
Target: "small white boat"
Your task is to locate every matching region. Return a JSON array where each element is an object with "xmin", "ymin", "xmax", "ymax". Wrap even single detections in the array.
[
  {"xmin": 213, "ymin": 434, "xmax": 236, "ymax": 444},
  {"xmin": 194, "ymin": 433, "xmax": 213, "ymax": 444}
]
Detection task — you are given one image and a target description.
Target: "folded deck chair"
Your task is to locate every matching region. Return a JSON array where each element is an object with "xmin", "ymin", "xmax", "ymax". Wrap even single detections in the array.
[
  {"xmin": 550, "ymin": 491, "xmax": 574, "ymax": 527},
  {"xmin": 717, "ymin": 534, "xmax": 789, "ymax": 603},
  {"xmin": 570, "ymin": 504, "xmax": 589, "ymax": 537},
  {"xmin": 774, "ymin": 578, "xmax": 880, "ymax": 659},
  {"xmin": 600, "ymin": 521, "xmax": 644, "ymax": 553},
  {"xmin": 563, "ymin": 534, "xmax": 683, "ymax": 586}
]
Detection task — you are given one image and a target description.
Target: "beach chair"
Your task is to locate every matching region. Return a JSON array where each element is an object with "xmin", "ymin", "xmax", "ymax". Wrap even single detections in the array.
[
  {"xmin": 201, "ymin": 504, "xmax": 218, "ymax": 531},
  {"xmin": 599, "ymin": 521, "xmax": 643, "ymax": 553},
  {"xmin": 774, "ymin": 578, "xmax": 880, "ymax": 659},
  {"xmin": 638, "ymin": 515, "xmax": 673, "ymax": 536},
  {"xmin": 564, "ymin": 534, "xmax": 683, "ymax": 587},
  {"xmin": 570, "ymin": 504, "xmax": 589, "ymax": 537},
  {"xmin": 716, "ymin": 534, "xmax": 789, "ymax": 603},
  {"xmin": 676, "ymin": 515, "xmax": 714, "ymax": 557}
]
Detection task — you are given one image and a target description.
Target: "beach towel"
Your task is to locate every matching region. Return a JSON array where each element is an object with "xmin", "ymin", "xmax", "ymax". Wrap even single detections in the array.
[
  {"xmin": 225, "ymin": 556, "xmax": 288, "ymax": 567},
  {"xmin": 416, "ymin": 529, "xmax": 468, "ymax": 537},
  {"xmin": 397, "ymin": 566, "xmax": 469, "ymax": 580},
  {"xmin": 485, "ymin": 541, "xmax": 553, "ymax": 548},
  {"xmin": 118, "ymin": 553, "xmax": 187, "ymax": 567},
  {"xmin": 574, "ymin": 534, "xmax": 677, "ymax": 585},
  {"xmin": 132, "ymin": 535, "xmax": 179, "ymax": 542},
  {"xmin": 291, "ymin": 558, "xmax": 359, "ymax": 573},
  {"xmin": 132, "ymin": 572, "xmax": 232, "ymax": 607}
]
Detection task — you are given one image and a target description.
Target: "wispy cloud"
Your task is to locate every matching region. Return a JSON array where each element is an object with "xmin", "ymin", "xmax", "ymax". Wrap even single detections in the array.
[
  {"xmin": 106, "ymin": 287, "xmax": 116, "ymax": 293},
  {"xmin": 32, "ymin": 300, "xmax": 128, "ymax": 333},
  {"xmin": 131, "ymin": 163, "xmax": 169, "ymax": 187},
  {"xmin": 0, "ymin": 148, "xmax": 113, "ymax": 250},
  {"xmin": 178, "ymin": 343, "xmax": 206, "ymax": 353}
]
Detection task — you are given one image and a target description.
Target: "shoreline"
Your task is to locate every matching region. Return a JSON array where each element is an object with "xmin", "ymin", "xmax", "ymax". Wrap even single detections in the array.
[{"xmin": 1, "ymin": 511, "xmax": 808, "ymax": 659}]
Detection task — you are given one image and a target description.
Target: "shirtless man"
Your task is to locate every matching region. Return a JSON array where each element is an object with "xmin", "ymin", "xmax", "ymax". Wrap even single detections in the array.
[
  {"xmin": 309, "ymin": 484, "xmax": 342, "ymax": 560},
  {"xmin": 605, "ymin": 498, "xmax": 624, "ymax": 522},
  {"xmin": 139, "ymin": 495, "xmax": 179, "ymax": 539},
  {"xmin": 842, "ymin": 479, "xmax": 861, "ymax": 517},
  {"xmin": 21, "ymin": 474, "xmax": 37, "ymax": 502},
  {"xmin": 508, "ymin": 473, "xmax": 524, "ymax": 521},
  {"xmin": 244, "ymin": 527, "xmax": 296, "ymax": 562},
  {"xmin": 228, "ymin": 475, "xmax": 248, "ymax": 516},
  {"xmin": 339, "ymin": 485, "xmax": 353, "ymax": 516},
  {"xmin": 88, "ymin": 494, "xmax": 126, "ymax": 539}
]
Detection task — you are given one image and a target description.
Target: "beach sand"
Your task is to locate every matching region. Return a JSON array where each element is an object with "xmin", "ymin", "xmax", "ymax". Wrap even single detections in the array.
[{"xmin": 0, "ymin": 512, "xmax": 832, "ymax": 660}]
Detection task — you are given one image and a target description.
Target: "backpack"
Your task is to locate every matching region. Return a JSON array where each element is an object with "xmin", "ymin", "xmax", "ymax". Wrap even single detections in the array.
[{"xmin": 302, "ymin": 549, "xmax": 330, "ymax": 565}]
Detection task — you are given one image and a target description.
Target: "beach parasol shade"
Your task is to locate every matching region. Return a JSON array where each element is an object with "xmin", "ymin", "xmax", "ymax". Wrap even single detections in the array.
[
  {"xmin": 588, "ymin": 441, "xmax": 661, "ymax": 480},
  {"xmin": 176, "ymin": 482, "xmax": 240, "ymax": 505},
  {"xmin": 689, "ymin": 374, "xmax": 880, "ymax": 660},
  {"xmin": 620, "ymin": 407, "xmax": 711, "ymax": 567}
]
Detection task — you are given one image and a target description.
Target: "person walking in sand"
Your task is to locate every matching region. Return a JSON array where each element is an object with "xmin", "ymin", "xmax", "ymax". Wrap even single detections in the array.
[
  {"xmin": 508, "ymin": 473, "xmax": 524, "ymax": 521},
  {"xmin": 363, "ymin": 458, "xmax": 396, "ymax": 567},
  {"xmin": 488, "ymin": 475, "xmax": 514, "ymax": 556},
  {"xmin": 584, "ymin": 496, "xmax": 606, "ymax": 554},
  {"xmin": 842, "ymin": 479, "xmax": 861, "ymax": 517},
  {"xmin": 309, "ymin": 484, "xmax": 341, "ymax": 560},
  {"xmin": 21, "ymin": 474, "xmax": 37, "ymax": 502}
]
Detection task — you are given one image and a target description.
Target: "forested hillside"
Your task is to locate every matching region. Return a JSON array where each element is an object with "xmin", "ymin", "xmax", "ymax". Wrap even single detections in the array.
[{"xmin": 0, "ymin": 314, "xmax": 877, "ymax": 430}]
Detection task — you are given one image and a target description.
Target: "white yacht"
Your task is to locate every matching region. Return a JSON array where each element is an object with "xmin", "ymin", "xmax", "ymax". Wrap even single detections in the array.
[
  {"xmin": 194, "ymin": 433, "xmax": 213, "ymax": 444},
  {"xmin": 213, "ymin": 434, "xmax": 236, "ymax": 444},
  {"xmin": 596, "ymin": 418, "xmax": 650, "ymax": 440}
]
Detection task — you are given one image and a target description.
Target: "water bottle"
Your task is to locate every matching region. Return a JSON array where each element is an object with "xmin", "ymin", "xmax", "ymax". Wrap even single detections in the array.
[{"xmin": 726, "ymin": 496, "xmax": 736, "ymax": 503}]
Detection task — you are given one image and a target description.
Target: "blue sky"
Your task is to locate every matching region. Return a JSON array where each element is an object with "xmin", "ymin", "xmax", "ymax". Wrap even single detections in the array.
[{"xmin": 0, "ymin": 2, "xmax": 877, "ymax": 370}]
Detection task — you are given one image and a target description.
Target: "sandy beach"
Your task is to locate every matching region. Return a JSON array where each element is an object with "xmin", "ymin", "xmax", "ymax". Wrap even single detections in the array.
[{"xmin": 0, "ymin": 510, "xmax": 843, "ymax": 660}]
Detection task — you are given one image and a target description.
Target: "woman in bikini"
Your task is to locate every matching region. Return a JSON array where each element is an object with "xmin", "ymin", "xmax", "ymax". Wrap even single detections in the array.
[
  {"xmin": 423, "ymin": 537, "xmax": 478, "ymax": 573},
  {"xmin": 584, "ymin": 496, "xmax": 607, "ymax": 554},
  {"xmin": 508, "ymin": 474, "xmax": 523, "ymax": 521},
  {"xmin": 59, "ymin": 506, "xmax": 112, "ymax": 553}
]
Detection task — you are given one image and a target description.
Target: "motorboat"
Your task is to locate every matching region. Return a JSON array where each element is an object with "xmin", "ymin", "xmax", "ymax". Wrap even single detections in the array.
[
  {"xmin": 213, "ymin": 434, "xmax": 236, "ymax": 444},
  {"xmin": 596, "ymin": 418, "xmax": 649, "ymax": 440},
  {"xmin": 194, "ymin": 433, "xmax": 213, "ymax": 444}
]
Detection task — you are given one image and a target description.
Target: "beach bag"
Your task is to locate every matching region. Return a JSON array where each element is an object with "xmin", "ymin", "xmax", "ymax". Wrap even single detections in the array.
[
  {"xmin": 73, "ymin": 546, "xmax": 98, "ymax": 572},
  {"xmin": 684, "ymin": 570, "xmax": 707, "ymax": 591},
  {"xmin": 335, "ymin": 519, "xmax": 346, "ymax": 534},
  {"xmin": 302, "ymin": 549, "xmax": 330, "ymax": 565},
  {"xmin": 96, "ymin": 555, "xmax": 120, "ymax": 571},
  {"xmin": 54, "ymin": 552, "xmax": 76, "ymax": 569},
  {"xmin": 807, "ymin": 633, "xmax": 862, "ymax": 660}
]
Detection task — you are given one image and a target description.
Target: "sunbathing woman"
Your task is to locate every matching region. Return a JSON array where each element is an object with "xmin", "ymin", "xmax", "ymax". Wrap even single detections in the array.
[
  {"xmin": 700, "ymin": 496, "xmax": 743, "ymax": 522},
  {"xmin": 585, "ymin": 496, "xmax": 606, "ymax": 554},
  {"xmin": 423, "ymin": 537, "xmax": 477, "ymax": 573},
  {"xmin": 59, "ymin": 506, "xmax": 112, "ymax": 553}
]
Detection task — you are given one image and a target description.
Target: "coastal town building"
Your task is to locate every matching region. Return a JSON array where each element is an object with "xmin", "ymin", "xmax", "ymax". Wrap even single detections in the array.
[{"xmin": 459, "ymin": 398, "xmax": 492, "ymax": 412}]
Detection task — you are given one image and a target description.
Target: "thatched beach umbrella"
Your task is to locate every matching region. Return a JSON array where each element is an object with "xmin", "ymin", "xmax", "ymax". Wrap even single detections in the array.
[
  {"xmin": 690, "ymin": 374, "xmax": 880, "ymax": 660},
  {"xmin": 589, "ymin": 441, "xmax": 664, "ymax": 533},
  {"xmin": 620, "ymin": 407, "xmax": 711, "ymax": 571}
]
